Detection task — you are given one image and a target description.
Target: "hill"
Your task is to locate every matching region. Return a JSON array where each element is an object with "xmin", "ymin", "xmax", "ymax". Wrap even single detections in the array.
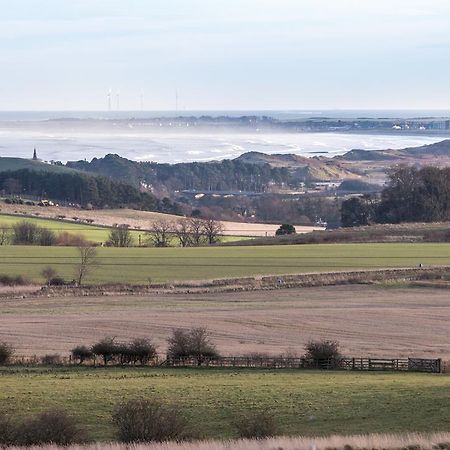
[
  {"xmin": 339, "ymin": 139, "xmax": 450, "ymax": 161},
  {"xmin": 235, "ymin": 151, "xmax": 359, "ymax": 181},
  {"xmin": 65, "ymin": 140, "xmax": 450, "ymax": 193},
  {"xmin": 0, "ymin": 157, "xmax": 76, "ymax": 174}
]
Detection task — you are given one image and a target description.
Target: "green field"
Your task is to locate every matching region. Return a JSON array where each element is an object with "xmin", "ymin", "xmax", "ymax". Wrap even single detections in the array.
[
  {"xmin": 0, "ymin": 243, "xmax": 449, "ymax": 284},
  {"xmin": 0, "ymin": 214, "xmax": 115, "ymax": 243},
  {"xmin": 0, "ymin": 214, "xmax": 244, "ymax": 246},
  {"xmin": 0, "ymin": 367, "xmax": 448, "ymax": 440}
]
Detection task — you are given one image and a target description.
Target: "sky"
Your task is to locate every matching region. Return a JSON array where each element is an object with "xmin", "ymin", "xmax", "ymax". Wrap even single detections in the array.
[{"xmin": 1, "ymin": 0, "xmax": 450, "ymax": 111}]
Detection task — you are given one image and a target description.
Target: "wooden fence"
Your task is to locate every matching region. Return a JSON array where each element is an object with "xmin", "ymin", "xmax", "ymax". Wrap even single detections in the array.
[
  {"xmin": 164, "ymin": 356, "xmax": 442, "ymax": 373},
  {"xmin": 8, "ymin": 355, "xmax": 441, "ymax": 373}
]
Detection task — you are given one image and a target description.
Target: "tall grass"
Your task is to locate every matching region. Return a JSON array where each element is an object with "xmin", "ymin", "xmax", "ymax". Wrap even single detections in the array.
[{"xmin": 6, "ymin": 432, "xmax": 450, "ymax": 450}]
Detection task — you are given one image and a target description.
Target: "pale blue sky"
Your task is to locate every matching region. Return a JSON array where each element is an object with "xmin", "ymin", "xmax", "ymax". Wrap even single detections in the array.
[{"xmin": 1, "ymin": 0, "xmax": 450, "ymax": 110}]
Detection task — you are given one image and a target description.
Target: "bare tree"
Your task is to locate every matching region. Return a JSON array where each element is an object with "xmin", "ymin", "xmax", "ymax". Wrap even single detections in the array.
[
  {"xmin": 147, "ymin": 220, "xmax": 173, "ymax": 247},
  {"xmin": 75, "ymin": 246, "xmax": 98, "ymax": 286},
  {"xmin": 187, "ymin": 218, "xmax": 206, "ymax": 247},
  {"xmin": 173, "ymin": 219, "xmax": 191, "ymax": 247},
  {"xmin": 202, "ymin": 218, "xmax": 224, "ymax": 245},
  {"xmin": 107, "ymin": 225, "xmax": 134, "ymax": 247}
]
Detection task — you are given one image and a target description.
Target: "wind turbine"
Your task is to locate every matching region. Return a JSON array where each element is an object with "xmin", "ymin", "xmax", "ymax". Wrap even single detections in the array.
[
  {"xmin": 107, "ymin": 88, "xmax": 112, "ymax": 111},
  {"xmin": 116, "ymin": 90, "xmax": 120, "ymax": 110}
]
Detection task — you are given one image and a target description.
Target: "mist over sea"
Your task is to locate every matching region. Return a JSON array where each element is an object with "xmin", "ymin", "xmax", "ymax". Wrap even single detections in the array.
[{"xmin": 0, "ymin": 110, "xmax": 449, "ymax": 163}]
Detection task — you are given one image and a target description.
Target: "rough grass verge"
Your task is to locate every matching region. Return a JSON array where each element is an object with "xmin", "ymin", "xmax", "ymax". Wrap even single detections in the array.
[{"xmin": 4, "ymin": 432, "xmax": 450, "ymax": 449}]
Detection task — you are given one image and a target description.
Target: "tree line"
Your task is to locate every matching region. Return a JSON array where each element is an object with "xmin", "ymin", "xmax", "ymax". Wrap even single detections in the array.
[
  {"xmin": 0, "ymin": 218, "xmax": 223, "ymax": 248},
  {"xmin": 0, "ymin": 169, "xmax": 180, "ymax": 213},
  {"xmin": 341, "ymin": 166, "xmax": 450, "ymax": 227},
  {"xmin": 67, "ymin": 154, "xmax": 292, "ymax": 193}
]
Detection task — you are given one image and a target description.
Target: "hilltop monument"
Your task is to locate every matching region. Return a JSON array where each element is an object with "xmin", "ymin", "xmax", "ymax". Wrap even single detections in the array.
[{"xmin": 32, "ymin": 148, "xmax": 38, "ymax": 160}]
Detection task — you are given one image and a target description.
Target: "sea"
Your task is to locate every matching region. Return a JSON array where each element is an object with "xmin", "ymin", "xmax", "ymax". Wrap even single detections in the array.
[{"xmin": 0, "ymin": 110, "xmax": 449, "ymax": 164}]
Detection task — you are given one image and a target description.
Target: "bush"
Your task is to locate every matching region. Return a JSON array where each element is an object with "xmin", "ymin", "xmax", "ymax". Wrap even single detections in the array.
[
  {"xmin": 91, "ymin": 337, "xmax": 117, "ymax": 365},
  {"xmin": 167, "ymin": 327, "xmax": 219, "ymax": 362},
  {"xmin": 49, "ymin": 276, "xmax": 67, "ymax": 286},
  {"xmin": 0, "ymin": 274, "xmax": 30, "ymax": 286},
  {"xmin": 233, "ymin": 409, "xmax": 279, "ymax": 439},
  {"xmin": 12, "ymin": 221, "xmax": 40, "ymax": 245},
  {"xmin": 89, "ymin": 338, "xmax": 157, "ymax": 366},
  {"xmin": 0, "ymin": 342, "xmax": 14, "ymax": 365},
  {"xmin": 41, "ymin": 266, "xmax": 57, "ymax": 285},
  {"xmin": 38, "ymin": 228, "xmax": 56, "ymax": 246},
  {"xmin": 56, "ymin": 232, "xmax": 90, "ymax": 247},
  {"xmin": 40, "ymin": 354, "xmax": 62, "ymax": 365},
  {"xmin": 0, "ymin": 413, "xmax": 16, "ymax": 446},
  {"xmin": 275, "ymin": 224, "xmax": 296, "ymax": 236},
  {"xmin": 71, "ymin": 345, "xmax": 93, "ymax": 364},
  {"xmin": 127, "ymin": 338, "xmax": 157, "ymax": 365},
  {"xmin": 304, "ymin": 340, "xmax": 341, "ymax": 368},
  {"xmin": 112, "ymin": 398, "xmax": 190, "ymax": 443},
  {"xmin": 17, "ymin": 408, "xmax": 85, "ymax": 445}
]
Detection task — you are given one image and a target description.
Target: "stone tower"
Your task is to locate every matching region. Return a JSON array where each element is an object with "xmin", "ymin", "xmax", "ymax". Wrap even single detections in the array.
[{"xmin": 32, "ymin": 148, "xmax": 37, "ymax": 160}]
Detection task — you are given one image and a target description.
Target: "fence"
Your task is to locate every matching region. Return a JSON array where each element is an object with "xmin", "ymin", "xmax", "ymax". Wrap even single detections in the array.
[
  {"xmin": 164, "ymin": 356, "xmax": 442, "ymax": 373},
  {"xmin": 8, "ymin": 355, "xmax": 442, "ymax": 373}
]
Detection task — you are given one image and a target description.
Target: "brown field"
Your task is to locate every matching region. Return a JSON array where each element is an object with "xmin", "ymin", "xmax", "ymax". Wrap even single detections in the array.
[
  {"xmin": 0, "ymin": 203, "xmax": 323, "ymax": 236},
  {"xmin": 1, "ymin": 285, "xmax": 449, "ymax": 359},
  {"xmin": 7, "ymin": 433, "xmax": 450, "ymax": 450}
]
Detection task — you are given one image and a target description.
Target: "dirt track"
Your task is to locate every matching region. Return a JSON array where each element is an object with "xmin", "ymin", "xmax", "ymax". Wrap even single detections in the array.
[{"xmin": 1, "ymin": 285, "xmax": 449, "ymax": 359}]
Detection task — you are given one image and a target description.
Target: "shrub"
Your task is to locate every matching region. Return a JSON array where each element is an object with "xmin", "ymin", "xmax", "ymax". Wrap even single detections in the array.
[
  {"xmin": 17, "ymin": 408, "xmax": 85, "ymax": 445},
  {"xmin": 41, "ymin": 266, "xmax": 57, "ymax": 285},
  {"xmin": 304, "ymin": 340, "xmax": 341, "ymax": 368},
  {"xmin": 40, "ymin": 354, "xmax": 62, "ymax": 365},
  {"xmin": 0, "ymin": 342, "xmax": 14, "ymax": 365},
  {"xmin": 0, "ymin": 413, "xmax": 16, "ymax": 446},
  {"xmin": 233, "ymin": 409, "xmax": 279, "ymax": 439},
  {"xmin": 56, "ymin": 232, "xmax": 90, "ymax": 247},
  {"xmin": 0, "ymin": 274, "xmax": 30, "ymax": 286},
  {"xmin": 127, "ymin": 338, "xmax": 157, "ymax": 365},
  {"xmin": 108, "ymin": 225, "xmax": 134, "ymax": 247},
  {"xmin": 71, "ymin": 345, "xmax": 93, "ymax": 364},
  {"xmin": 12, "ymin": 221, "xmax": 39, "ymax": 244},
  {"xmin": 49, "ymin": 276, "xmax": 67, "ymax": 286},
  {"xmin": 112, "ymin": 398, "xmax": 189, "ymax": 443},
  {"xmin": 167, "ymin": 327, "xmax": 219, "ymax": 361},
  {"xmin": 275, "ymin": 224, "xmax": 296, "ymax": 236},
  {"xmin": 91, "ymin": 337, "xmax": 117, "ymax": 365},
  {"xmin": 38, "ymin": 228, "xmax": 56, "ymax": 246}
]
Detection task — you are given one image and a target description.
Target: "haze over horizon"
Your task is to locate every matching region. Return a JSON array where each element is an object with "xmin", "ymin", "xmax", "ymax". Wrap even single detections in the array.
[{"xmin": 1, "ymin": 0, "xmax": 450, "ymax": 112}]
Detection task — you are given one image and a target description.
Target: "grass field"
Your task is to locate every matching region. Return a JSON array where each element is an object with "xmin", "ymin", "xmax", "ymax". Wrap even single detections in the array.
[
  {"xmin": 0, "ymin": 214, "xmax": 116, "ymax": 243},
  {"xmin": 2, "ymin": 285, "xmax": 450, "ymax": 358},
  {"xmin": 0, "ymin": 243, "xmax": 450, "ymax": 284},
  {"xmin": 0, "ymin": 214, "xmax": 244, "ymax": 245},
  {"xmin": 0, "ymin": 367, "xmax": 449, "ymax": 441}
]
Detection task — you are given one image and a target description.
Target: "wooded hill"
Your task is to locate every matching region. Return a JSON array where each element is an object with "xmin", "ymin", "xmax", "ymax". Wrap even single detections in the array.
[
  {"xmin": 0, "ymin": 163, "xmax": 179, "ymax": 213},
  {"xmin": 66, "ymin": 140, "xmax": 450, "ymax": 193}
]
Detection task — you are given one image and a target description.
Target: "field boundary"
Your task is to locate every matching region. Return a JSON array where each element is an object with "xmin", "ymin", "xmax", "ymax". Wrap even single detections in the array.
[
  {"xmin": 8, "ymin": 355, "xmax": 442, "ymax": 373},
  {"xmin": 3, "ymin": 265, "xmax": 448, "ymax": 299},
  {"xmin": 163, "ymin": 356, "xmax": 442, "ymax": 373}
]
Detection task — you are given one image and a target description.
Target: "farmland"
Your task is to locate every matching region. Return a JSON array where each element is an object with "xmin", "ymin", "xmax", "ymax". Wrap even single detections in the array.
[
  {"xmin": 2, "ymin": 285, "xmax": 450, "ymax": 358},
  {"xmin": 0, "ymin": 367, "xmax": 449, "ymax": 441},
  {"xmin": 0, "ymin": 213, "xmax": 245, "ymax": 245},
  {"xmin": 0, "ymin": 242, "xmax": 450, "ymax": 284},
  {"xmin": 0, "ymin": 204, "xmax": 322, "ymax": 237}
]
